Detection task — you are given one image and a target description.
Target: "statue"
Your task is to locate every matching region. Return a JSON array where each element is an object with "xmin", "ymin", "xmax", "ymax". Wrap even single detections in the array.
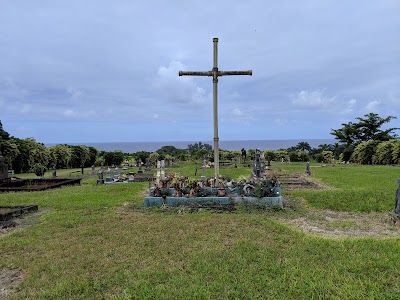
[{"xmin": 241, "ymin": 148, "xmax": 247, "ymax": 163}]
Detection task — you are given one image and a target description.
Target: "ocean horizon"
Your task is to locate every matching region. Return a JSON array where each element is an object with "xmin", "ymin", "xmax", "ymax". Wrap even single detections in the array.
[{"xmin": 45, "ymin": 139, "xmax": 336, "ymax": 153}]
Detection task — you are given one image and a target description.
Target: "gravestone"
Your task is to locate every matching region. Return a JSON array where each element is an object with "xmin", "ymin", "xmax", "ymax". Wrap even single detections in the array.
[
  {"xmin": 252, "ymin": 149, "xmax": 263, "ymax": 178},
  {"xmin": 201, "ymin": 162, "xmax": 206, "ymax": 182},
  {"xmin": 395, "ymin": 178, "xmax": 400, "ymax": 215},
  {"xmin": 156, "ymin": 161, "xmax": 161, "ymax": 186},
  {"xmin": 97, "ymin": 168, "xmax": 104, "ymax": 185},
  {"xmin": 161, "ymin": 160, "xmax": 165, "ymax": 180},
  {"xmin": 52, "ymin": 165, "xmax": 57, "ymax": 178},
  {"xmin": 106, "ymin": 167, "xmax": 113, "ymax": 182},
  {"xmin": 91, "ymin": 165, "xmax": 96, "ymax": 175},
  {"xmin": 114, "ymin": 166, "xmax": 120, "ymax": 180},
  {"xmin": 0, "ymin": 156, "xmax": 9, "ymax": 181},
  {"xmin": 138, "ymin": 159, "xmax": 143, "ymax": 174},
  {"xmin": 305, "ymin": 162, "xmax": 311, "ymax": 175}
]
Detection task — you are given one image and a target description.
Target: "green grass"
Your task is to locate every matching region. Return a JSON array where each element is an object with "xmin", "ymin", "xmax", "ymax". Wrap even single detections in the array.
[
  {"xmin": 1, "ymin": 163, "xmax": 400, "ymax": 299},
  {"xmin": 290, "ymin": 164, "xmax": 400, "ymax": 212}
]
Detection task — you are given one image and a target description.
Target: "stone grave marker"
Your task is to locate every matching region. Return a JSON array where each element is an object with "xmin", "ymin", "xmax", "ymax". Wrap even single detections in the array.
[
  {"xmin": 396, "ymin": 178, "xmax": 400, "ymax": 215},
  {"xmin": 305, "ymin": 162, "xmax": 311, "ymax": 175},
  {"xmin": 0, "ymin": 156, "xmax": 8, "ymax": 181},
  {"xmin": 179, "ymin": 38, "xmax": 252, "ymax": 179},
  {"xmin": 106, "ymin": 167, "xmax": 113, "ymax": 182}
]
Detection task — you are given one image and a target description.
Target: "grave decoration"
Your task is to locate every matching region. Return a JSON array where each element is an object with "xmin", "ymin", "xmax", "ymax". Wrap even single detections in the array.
[{"xmin": 144, "ymin": 172, "xmax": 282, "ymax": 208}]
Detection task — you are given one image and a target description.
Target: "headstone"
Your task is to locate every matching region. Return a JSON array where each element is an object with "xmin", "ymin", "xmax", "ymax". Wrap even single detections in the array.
[
  {"xmin": 52, "ymin": 165, "xmax": 57, "ymax": 178},
  {"xmin": 97, "ymin": 168, "xmax": 104, "ymax": 185},
  {"xmin": 114, "ymin": 166, "xmax": 120, "ymax": 180},
  {"xmin": 156, "ymin": 161, "xmax": 161, "ymax": 186},
  {"xmin": 91, "ymin": 165, "xmax": 96, "ymax": 175},
  {"xmin": 201, "ymin": 163, "xmax": 206, "ymax": 182},
  {"xmin": 138, "ymin": 159, "xmax": 143, "ymax": 174},
  {"xmin": 106, "ymin": 167, "xmax": 113, "ymax": 182},
  {"xmin": 395, "ymin": 178, "xmax": 400, "ymax": 215},
  {"xmin": 161, "ymin": 160, "xmax": 165, "ymax": 180},
  {"xmin": 0, "ymin": 156, "xmax": 8, "ymax": 180},
  {"xmin": 253, "ymin": 149, "xmax": 263, "ymax": 178},
  {"xmin": 305, "ymin": 162, "xmax": 311, "ymax": 175}
]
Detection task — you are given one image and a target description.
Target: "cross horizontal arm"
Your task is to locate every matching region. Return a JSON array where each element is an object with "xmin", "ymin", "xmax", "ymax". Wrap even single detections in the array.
[
  {"xmin": 218, "ymin": 70, "xmax": 252, "ymax": 76},
  {"xmin": 179, "ymin": 71, "xmax": 213, "ymax": 76}
]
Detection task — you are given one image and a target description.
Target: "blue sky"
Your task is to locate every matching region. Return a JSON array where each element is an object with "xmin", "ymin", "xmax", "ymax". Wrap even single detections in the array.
[{"xmin": 1, "ymin": 0, "xmax": 399, "ymax": 143}]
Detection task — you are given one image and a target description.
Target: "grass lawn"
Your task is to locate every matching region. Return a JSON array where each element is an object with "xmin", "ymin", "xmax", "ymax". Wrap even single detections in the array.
[{"xmin": 1, "ymin": 162, "xmax": 400, "ymax": 299}]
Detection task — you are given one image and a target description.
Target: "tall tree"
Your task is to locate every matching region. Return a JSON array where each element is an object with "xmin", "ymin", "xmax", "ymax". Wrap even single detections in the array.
[
  {"xmin": 0, "ymin": 120, "xmax": 10, "ymax": 141},
  {"xmin": 295, "ymin": 142, "xmax": 312, "ymax": 152},
  {"xmin": 354, "ymin": 113, "xmax": 399, "ymax": 142},
  {"xmin": 331, "ymin": 113, "xmax": 399, "ymax": 146}
]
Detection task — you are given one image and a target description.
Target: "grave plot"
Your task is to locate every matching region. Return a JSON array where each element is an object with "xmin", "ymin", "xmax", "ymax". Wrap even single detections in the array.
[
  {"xmin": 275, "ymin": 173, "xmax": 324, "ymax": 190},
  {"xmin": 0, "ymin": 178, "xmax": 81, "ymax": 192},
  {"xmin": 0, "ymin": 205, "xmax": 39, "ymax": 229}
]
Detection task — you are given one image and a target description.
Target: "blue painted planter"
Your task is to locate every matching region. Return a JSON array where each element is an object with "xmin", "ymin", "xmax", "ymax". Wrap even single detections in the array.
[{"xmin": 144, "ymin": 188, "xmax": 283, "ymax": 208}]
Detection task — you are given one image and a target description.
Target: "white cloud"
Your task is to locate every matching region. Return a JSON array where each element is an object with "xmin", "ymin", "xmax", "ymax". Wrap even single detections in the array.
[
  {"xmin": 153, "ymin": 60, "xmax": 211, "ymax": 106},
  {"xmin": 292, "ymin": 90, "xmax": 335, "ymax": 109},
  {"xmin": 365, "ymin": 100, "xmax": 381, "ymax": 111},
  {"xmin": 66, "ymin": 87, "xmax": 82, "ymax": 101},
  {"xmin": 273, "ymin": 118, "xmax": 288, "ymax": 126},
  {"xmin": 64, "ymin": 109, "xmax": 74, "ymax": 117},
  {"xmin": 342, "ymin": 98, "xmax": 357, "ymax": 114},
  {"xmin": 64, "ymin": 109, "xmax": 95, "ymax": 118},
  {"xmin": 233, "ymin": 108, "xmax": 243, "ymax": 116}
]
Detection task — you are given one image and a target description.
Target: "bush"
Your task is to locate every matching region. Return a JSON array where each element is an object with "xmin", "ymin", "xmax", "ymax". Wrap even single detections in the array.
[
  {"xmin": 351, "ymin": 141, "xmax": 379, "ymax": 164},
  {"xmin": 33, "ymin": 164, "xmax": 47, "ymax": 177},
  {"xmin": 373, "ymin": 140, "xmax": 396, "ymax": 165}
]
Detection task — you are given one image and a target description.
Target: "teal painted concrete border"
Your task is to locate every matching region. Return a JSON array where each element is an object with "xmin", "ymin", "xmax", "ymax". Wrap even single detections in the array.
[{"xmin": 144, "ymin": 195, "xmax": 283, "ymax": 208}]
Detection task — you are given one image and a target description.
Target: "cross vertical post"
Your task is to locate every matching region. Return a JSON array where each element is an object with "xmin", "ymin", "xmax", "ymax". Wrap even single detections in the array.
[
  {"xmin": 212, "ymin": 38, "xmax": 219, "ymax": 180},
  {"xmin": 179, "ymin": 38, "xmax": 252, "ymax": 180}
]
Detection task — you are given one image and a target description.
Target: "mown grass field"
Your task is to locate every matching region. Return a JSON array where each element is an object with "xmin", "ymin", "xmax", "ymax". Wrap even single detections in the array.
[{"xmin": 1, "ymin": 162, "xmax": 400, "ymax": 299}]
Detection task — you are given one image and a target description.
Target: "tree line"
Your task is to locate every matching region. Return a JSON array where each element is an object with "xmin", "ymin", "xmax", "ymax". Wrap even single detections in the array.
[{"xmin": 1, "ymin": 113, "xmax": 399, "ymax": 174}]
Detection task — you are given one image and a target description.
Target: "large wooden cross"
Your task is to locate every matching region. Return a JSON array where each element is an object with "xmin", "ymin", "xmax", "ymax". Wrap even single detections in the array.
[{"xmin": 179, "ymin": 38, "xmax": 252, "ymax": 179}]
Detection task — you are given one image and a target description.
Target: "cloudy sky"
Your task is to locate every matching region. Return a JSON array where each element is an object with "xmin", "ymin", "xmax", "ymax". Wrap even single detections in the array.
[{"xmin": 1, "ymin": 0, "xmax": 399, "ymax": 143}]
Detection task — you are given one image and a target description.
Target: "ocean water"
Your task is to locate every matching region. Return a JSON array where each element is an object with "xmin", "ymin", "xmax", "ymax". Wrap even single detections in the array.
[{"xmin": 46, "ymin": 139, "xmax": 336, "ymax": 153}]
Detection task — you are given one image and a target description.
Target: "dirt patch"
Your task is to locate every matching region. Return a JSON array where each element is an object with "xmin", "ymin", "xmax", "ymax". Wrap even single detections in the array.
[
  {"xmin": 0, "ymin": 268, "xmax": 25, "ymax": 298},
  {"xmin": 0, "ymin": 209, "xmax": 50, "ymax": 238},
  {"xmin": 276, "ymin": 173, "xmax": 332, "ymax": 191},
  {"xmin": 277, "ymin": 209, "xmax": 400, "ymax": 238}
]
